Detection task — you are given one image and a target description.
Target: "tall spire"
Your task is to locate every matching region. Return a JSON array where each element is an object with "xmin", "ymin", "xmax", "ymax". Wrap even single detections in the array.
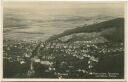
[{"xmin": 27, "ymin": 41, "xmax": 42, "ymax": 77}]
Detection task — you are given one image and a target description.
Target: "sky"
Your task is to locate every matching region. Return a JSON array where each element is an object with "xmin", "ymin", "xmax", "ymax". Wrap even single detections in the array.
[{"xmin": 4, "ymin": 1, "xmax": 125, "ymax": 17}]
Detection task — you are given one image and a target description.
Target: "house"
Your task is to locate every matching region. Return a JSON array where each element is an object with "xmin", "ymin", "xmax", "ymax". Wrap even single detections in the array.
[{"xmin": 40, "ymin": 61, "xmax": 53, "ymax": 66}]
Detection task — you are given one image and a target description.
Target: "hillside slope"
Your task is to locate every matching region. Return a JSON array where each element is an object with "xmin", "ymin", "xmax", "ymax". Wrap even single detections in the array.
[{"xmin": 47, "ymin": 18, "xmax": 124, "ymax": 43}]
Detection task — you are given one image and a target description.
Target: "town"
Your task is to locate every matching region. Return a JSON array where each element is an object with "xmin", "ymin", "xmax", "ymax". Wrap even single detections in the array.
[{"xmin": 3, "ymin": 39, "xmax": 124, "ymax": 78}]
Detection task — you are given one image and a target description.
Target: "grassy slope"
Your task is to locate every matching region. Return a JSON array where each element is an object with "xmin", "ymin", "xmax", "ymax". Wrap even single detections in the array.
[{"xmin": 47, "ymin": 18, "xmax": 124, "ymax": 42}]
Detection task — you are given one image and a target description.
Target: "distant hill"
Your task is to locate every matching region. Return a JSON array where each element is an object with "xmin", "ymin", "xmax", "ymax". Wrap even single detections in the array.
[{"xmin": 46, "ymin": 18, "xmax": 124, "ymax": 43}]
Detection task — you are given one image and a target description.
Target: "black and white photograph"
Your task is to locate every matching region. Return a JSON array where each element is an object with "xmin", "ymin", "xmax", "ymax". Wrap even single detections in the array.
[{"xmin": 3, "ymin": 1, "xmax": 125, "ymax": 79}]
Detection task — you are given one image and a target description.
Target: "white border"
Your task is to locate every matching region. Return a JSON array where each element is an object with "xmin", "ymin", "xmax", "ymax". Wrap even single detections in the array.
[
  {"xmin": 0, "ymin": 0, "xmax": 3, "ymax": 81},
  {"xmin": 1, "ymin": 0, "xmax": 127, "ymax": 82},
  {"xmin": 124, "ymin": 1, "xmax": 128, "ymax": 82},
  {"xmin": 3, "ymin": 0, "xmax": 128, "ymax": 2},
  {"xmin": 1, "ymin": 79, "xmax": 127, "ymax": 81}
]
